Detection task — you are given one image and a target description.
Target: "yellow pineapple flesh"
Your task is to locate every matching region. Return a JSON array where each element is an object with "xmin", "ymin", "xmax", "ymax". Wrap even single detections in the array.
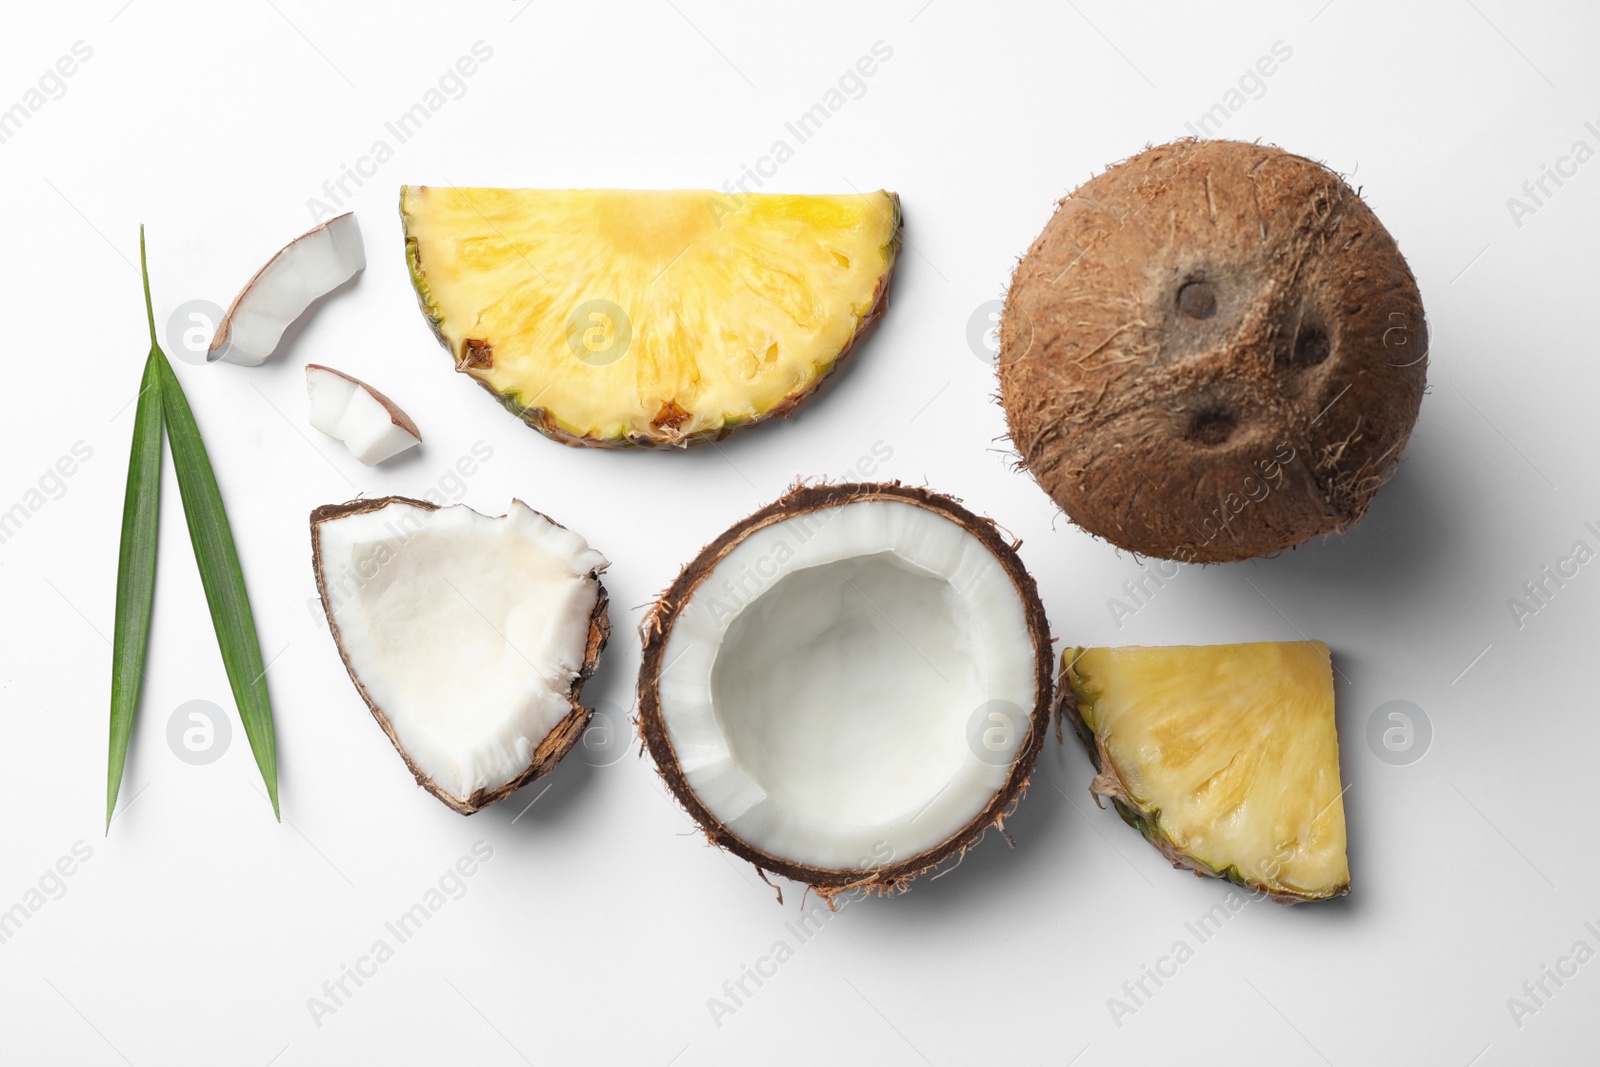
[
  {"xmin": 401, "ymin": 187, "xmax": 900, "ymax": 448},
  {"xmin": 1060, "ymin": 641, "xmax": 1349, "ymax": 902}
]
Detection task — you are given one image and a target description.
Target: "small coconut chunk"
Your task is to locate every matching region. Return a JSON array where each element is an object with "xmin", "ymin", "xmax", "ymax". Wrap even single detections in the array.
[
  {"xmin": 306, "ymin": 365, "xmax": 421, "ymax": 465},
  {"xmin": 312, "ymin": 498, "xmax": 609, "ymax": 813},
  {"xmin": 210, "ymin": 213, "xmax": 365, "ymax": 366}
]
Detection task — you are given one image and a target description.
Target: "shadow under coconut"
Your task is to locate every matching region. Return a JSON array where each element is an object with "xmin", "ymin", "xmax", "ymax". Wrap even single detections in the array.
[
  {"xmin": 369, "ymin": 444, "xmax": 429, "ymax": 474},
  {"xmin": 841, "ymin": 728, "xmax": 1086, "ymax": 920},
  {"xmin": 483, "ymin": 752, "xmax": 599, "ymax": 831},
  {"xmin": 481, "ymin": 627, "xmax": 633, "ymax": 832},
  {"xmin": 1230, "ymin": 444, "xmax": 1451, "ymax": 602}
]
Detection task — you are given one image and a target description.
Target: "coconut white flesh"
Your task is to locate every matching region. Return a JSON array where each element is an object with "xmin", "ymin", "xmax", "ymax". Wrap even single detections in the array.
[
  {"xmin": 317, "ymin": 499, "xmax": 607, "ymax": 804},
  {"xmin": 306, "ymin": 365, "xmax": 421, "ymax": 465},
  {"xmin": 656, "ymin": 501, "xmax": 1038, "ymax": 872},
  {"xmin": 210, "ymin": 213, "xmax": 366, "ymax": 366}
]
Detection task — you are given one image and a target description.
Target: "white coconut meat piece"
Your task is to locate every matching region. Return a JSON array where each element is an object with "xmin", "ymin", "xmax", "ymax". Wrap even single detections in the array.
[
  {"xmin": 314, "ymin": 498, "xmax": 608, "ymax": 808},
  {"xmin": 306, "ymin": 364, "xmax": 422, "ymax": 465},
  {"xmin": 654, "ymin": 499, "xmax": 1040, "ymax": 872},
  {"xmin": 210, "ymin": 212, "xmax": 366, "ymax": 366}
]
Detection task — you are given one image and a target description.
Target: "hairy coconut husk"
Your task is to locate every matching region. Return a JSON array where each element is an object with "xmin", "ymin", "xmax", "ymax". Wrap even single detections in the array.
[{"xmin": 1000, "ymin": 139, "xmax": 1427, "ymax": 563}]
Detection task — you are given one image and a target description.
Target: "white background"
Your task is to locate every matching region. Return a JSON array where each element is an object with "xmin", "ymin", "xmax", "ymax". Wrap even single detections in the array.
[{"xmin": 1, "ymin": 1, "xmax": 1596, "ymax": 1063}]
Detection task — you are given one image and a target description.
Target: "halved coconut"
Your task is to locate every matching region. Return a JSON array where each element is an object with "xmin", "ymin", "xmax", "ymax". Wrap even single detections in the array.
[
  {"xmin": 306, "ymin": 364, "xmax": 422, "ymax": 465},
  {"xmin": 637, "ymin": 483, "xmax": 1052, "ymax": 897},
  {"xmin": 311, "ymin": 496, "xmax": 609, "ymax": 813},
  {"xmin": 210, "ymin": 213, "xmax": 365, "ymax": 366}
]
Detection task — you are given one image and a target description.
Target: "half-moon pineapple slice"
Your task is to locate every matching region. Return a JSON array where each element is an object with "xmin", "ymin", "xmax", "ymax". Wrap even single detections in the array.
[
  {"xmin": 1059, "ymin": 641, "xmax": 1350, "ymax": 903},
  {"xmin": 401, "ymin": 187, "xmax": 900, "ymax": 448}
]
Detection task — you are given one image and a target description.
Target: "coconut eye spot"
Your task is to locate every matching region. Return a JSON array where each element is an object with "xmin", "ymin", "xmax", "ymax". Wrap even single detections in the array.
[
  {"xmin": 1176, "ymin": 279, "xmax": 1217, "ymax": 320},
  {"xmin": 1283, "ymin": 324, "xmax": 1331, "ymax": 369},
  {"xmin": 1188, "ymin": 409, "xmax": 1237, "ymax": 446}
]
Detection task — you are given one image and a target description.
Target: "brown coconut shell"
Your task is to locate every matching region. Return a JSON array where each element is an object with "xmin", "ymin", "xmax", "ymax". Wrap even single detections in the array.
[
  {"xmin": 310, "ymin": 495, "xmax": 610, "ymax": 815},
  {"xmin": 636, "ymin": 482, "xmax": 1054, "ymax": 899},
  {"xmin": 999, "ymin": 139, "xmax": 1427, "ymax": 563}
]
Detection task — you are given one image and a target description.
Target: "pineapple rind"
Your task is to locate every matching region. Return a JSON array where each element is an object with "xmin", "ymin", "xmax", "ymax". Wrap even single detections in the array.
[{"xmin": 1060, "ymin": 643, "xmax": 1350, "ymax": 904}]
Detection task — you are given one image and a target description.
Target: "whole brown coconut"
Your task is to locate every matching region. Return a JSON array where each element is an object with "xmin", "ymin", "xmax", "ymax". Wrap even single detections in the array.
[{"xmin": 999, "ymin": 139, "xmax": 1427, "ymax": 563}]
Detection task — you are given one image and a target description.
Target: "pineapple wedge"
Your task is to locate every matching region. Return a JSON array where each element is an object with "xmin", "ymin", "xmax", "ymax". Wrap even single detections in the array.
[
  {"xmin": 1058, "ymin": 641, "xmax": 1350, "ymax": 903},
  {"xmin": 400, "ymin": 187, "xmax": 900, "ymax": 448}
]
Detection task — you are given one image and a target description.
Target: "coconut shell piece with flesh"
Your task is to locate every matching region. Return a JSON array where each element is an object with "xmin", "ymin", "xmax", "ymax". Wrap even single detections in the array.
[
  {"xmin": 999, "ymin": 139, "xmax": 1427, "ymax": 563},
  {"xmin": 306, "ymin": 364, "xmax": 422, "ymax": 465},
  {"xmin": 638, "ymin": 482, "xmax": 1053, "ymax": 899},
  {"xmin": 311, "ymin": 496, "xmax": 609, "ymax": 814},
  {"xmin": 210, "ymin": 212, "xmax": 365, "ymax": 366}
]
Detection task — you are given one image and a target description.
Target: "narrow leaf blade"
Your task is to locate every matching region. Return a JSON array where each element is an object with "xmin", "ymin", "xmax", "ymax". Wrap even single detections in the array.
[
  {"xmin": 154, "ymin": 328, "xmax": 280, "ymax": 818},
  {"xmin": 107, "ymin": 343, "xmax": 163, "ymax": 831}
]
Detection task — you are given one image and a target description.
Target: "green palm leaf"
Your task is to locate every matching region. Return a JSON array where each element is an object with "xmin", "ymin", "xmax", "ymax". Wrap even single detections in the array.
[
  {"xmin": 105, "ymin": 229, "xmax": 164, "ymax": 831},
  {"xmin": 155, "ymin": 358, "xmax": 280, "ymax": 819}
]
